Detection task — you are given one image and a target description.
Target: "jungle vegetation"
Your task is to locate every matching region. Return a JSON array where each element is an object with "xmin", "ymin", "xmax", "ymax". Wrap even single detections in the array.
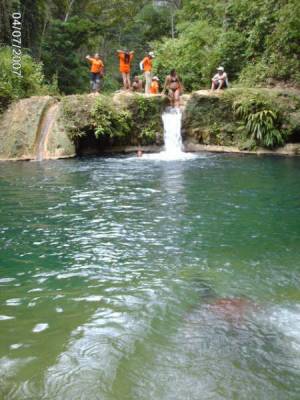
[{"xmin": 1, "ymin": 0, "xmax": 299, "ymax": 99}]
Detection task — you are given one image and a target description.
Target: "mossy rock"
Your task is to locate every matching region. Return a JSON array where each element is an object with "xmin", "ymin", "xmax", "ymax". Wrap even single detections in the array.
[
  {"xmin": 60, "ymin": 93, "xmax": 167, "ymax": 148},
  {"xmin": 183, "ymin": 88, "xmax": 300, "ymax": 149},
  {"xmin": 183, "ymin": 92, "xmax": 235, "ymax": 145}
]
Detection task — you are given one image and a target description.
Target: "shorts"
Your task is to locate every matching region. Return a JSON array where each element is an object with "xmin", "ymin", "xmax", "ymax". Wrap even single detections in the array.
[
  {"xmin": 90, "ymin": 72, "xmax": 101, "ymax": 82},
  {"xmin": 214, "ymin": 79, "xmax": 228, "ymax": 88}
]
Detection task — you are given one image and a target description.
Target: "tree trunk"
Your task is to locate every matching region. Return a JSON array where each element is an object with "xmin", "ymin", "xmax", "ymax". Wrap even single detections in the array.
[
  {"xmin": 64, "ymin": 0, "xmax": 75, "ymax": 22},
  {"xmin": 171, "ymin": 10, "xmax": 175, "ymax": 39}
]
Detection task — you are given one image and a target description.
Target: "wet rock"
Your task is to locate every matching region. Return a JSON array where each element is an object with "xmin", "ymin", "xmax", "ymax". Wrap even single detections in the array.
[{"xmin": 1, "ymin": 88, "xmax": 300, "ymax": 160}]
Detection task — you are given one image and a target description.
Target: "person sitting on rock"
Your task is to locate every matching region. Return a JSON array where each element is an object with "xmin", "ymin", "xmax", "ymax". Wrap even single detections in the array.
[
  {"xmin": 117, "ymin": 49, "xmax": 134, "ymax": 90},
  {"xmin": 211, "ymin": 66, "xmax": 229, "ymax": 91},
  {"xmin": 86, "ymin": 53, "xmax": 104, "ymax": 93},
  {"xmin": 150, "ymin": 76, "xmax": 160, "ymax": 94},
  {"xmin": 132, "ymin": 76, "xmax": 143, "ymax": 92}
]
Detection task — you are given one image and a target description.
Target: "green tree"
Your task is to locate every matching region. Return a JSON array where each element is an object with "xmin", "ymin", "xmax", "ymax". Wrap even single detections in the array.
[
  {"xmin": 0, "ymin": 46, "xmax": 53, "ymax": 112},
  {"xmin": 42, "ymin": 16, "xmax": 94, "ymax": 93}
]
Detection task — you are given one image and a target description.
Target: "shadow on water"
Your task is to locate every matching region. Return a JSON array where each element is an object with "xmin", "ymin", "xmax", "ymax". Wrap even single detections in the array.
[{"xmin": 0, "ymin": 155, "xmax": 300, "ymax": 399}]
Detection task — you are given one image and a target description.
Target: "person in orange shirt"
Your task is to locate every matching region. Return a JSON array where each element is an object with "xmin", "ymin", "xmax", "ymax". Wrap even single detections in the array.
[
  {"xmin": 117, "ymin": 50, "xmax": 134, "ymax": 90},
  {"xmin": 139, "ymin": 52, "xmax": 154, "ymax": 94},
  {"xmin": 150, "ymin": 76, "xmax": 159, "ymax": 94},
  {"xmin": 86, "ymin": 53, "xmax": 104, "ymax": 93}
]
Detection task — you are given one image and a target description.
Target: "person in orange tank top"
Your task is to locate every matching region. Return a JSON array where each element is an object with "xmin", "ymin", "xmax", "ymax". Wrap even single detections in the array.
[
  {"xmin": 150, "ymin": 76, "xmax": 159, "ymax": 94},
  {"xmin": 139, "ymin": 51, "xmax": 155, "ymax": 94},
  {"xmin": 86, "ymin": 53, "xmax": 104, "ymax": 93},
  {"xmin": 117, "ymin": 50, "xmax": 134, "ymax": 90}
]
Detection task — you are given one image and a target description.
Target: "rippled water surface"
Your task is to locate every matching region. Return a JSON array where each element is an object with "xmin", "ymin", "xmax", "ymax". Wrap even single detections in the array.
[{"xmin": 1, "ymin": 154, "xmax": 300, "ymax": 400}]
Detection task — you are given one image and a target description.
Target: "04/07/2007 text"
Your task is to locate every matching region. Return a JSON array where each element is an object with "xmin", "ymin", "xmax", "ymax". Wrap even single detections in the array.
[{"xmin": 11, "ymin": 12, "xmax": 22, "ymax": 78}]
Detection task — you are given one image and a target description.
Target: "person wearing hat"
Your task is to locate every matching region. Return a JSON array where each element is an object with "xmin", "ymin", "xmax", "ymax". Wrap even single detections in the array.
[
  {"xmin": 211, "ymin": 66, "xmax": 229, "ymax": 91},
  {"xmin": 139, "ymin": 52, "xmax": 155, "ymax": 94},
  {"xmin": 117, "ymin": 49, "xmax": 134, "ymax": 90},
  {"xmin": 150, "ymin": 76, "xmax": 160, "ymax": 94}
]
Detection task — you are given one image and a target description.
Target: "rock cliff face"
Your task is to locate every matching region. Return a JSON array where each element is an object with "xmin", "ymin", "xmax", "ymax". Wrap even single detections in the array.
[
  {"xmin": 0, "ymin": 89, "xmax": 299, "ymax": 161},
  {"xmin": 0, "ymin": 96, "xmax": 75, "ymax": 161},
  {"xmin": 182, "ymin": 89, "xmax": 300, "ymax": 153}
]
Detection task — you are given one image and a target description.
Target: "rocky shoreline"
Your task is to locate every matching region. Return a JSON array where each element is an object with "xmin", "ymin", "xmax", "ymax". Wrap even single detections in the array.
[{"xmin": 0, "ymin": 88, "xmax": 299, "ymax": 161}]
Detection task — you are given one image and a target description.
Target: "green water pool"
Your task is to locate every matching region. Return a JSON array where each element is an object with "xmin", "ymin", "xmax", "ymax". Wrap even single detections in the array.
[{"xmin": 0, "ymin": 154, "xmax": 300, "ymax": 399}]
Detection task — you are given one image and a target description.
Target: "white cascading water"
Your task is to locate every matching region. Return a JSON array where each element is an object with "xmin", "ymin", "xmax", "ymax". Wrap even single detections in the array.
[
  {"xmin": 162, "ymin": 109, "xmax": 184, "ymax": 155},
  {"xmin": 35, "ymin": 103, "xmax": 59, "ymax": 161},
  {"xmin": 143, "ymin": 108, "xmax": 195, "ymax": 161}
]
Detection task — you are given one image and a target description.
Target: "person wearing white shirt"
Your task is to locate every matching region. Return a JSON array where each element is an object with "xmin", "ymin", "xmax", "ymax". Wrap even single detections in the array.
[{"xmin": 211, "ymin": 66, "xmax": 229, "ymax": 90}]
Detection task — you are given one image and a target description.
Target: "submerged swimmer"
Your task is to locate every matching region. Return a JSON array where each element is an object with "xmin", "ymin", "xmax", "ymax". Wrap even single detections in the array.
[
  {"xmin": 191, "ymin": 279, "xmax": 257, "ymax": 323},
  {"xmin": 207, "ymin": 297, "xmax": 257, "ymax": 324}
]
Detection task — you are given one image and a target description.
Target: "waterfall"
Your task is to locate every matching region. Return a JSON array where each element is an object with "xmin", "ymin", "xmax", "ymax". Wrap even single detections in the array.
[
  {"xmin": 143, "ymin": 107, "xmax": 195, "ymax": 160},
  {"xmin": 162, "ymin": 108, "xmax": 184, "ymax": 156},
  {"xmin": 35, "ymin": 103, "xmax": 59, "ymax": 161}
]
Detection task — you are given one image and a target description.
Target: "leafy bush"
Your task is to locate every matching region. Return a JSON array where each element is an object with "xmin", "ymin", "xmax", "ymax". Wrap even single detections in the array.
[
  {"xmin": 0, "ymin": 46, "xmax": 54, "ymax": 112},
  {"xmin": 155, "ymin": 0, "xmax": 300, "ymax": 87},
  {"xmin": 233, "ymin": 95, "xmax": 285, "ymax": 148},
  {"xmin": 128, "ymin": 95, "xmax": 165, "ymax": 144},
  {"xmin": 92, "ymin": 96, "xmax": 131, "ymax": 139},
  {"xmin": 61, "ymin": 94, "xmax": 165, "ymax": 146},
  {"xmin": 237, "ymin": 61, "xmax": 269, "ymax": 87},
  {"xmin": 60, "ymin": 95, "xmax": 95, "ymax": 140},
  {"xmin": 153, "ymin": 21, "xmax": 220, "ymax": 91}
]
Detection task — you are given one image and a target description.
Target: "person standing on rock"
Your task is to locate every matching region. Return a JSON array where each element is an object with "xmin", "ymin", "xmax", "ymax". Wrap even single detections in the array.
[
  {"xmin": 162, "ymin": 69, "xmax": 183, "ymax": 108},
  {"xmin": 117, "ymin": 50, "xmax": 134, "ymax": 90},
  {"xmin": 86, "ymin": 54, "xmax": 104, "ymax": 93},
  {"xmin": 139, "ymin": 52, "xmax": 155, "ymax": 94}
]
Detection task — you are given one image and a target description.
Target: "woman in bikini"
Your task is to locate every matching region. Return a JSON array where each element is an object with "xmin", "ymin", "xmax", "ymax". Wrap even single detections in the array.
[{"xmin": 162, "ymin": 69, "xmax": 183, "ymax": 108}]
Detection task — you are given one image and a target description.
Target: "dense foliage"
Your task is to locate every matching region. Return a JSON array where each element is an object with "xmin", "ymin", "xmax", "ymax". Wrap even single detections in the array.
[
  {"xmin": 0, "ymin": 47, "xmax": 55, "ymax": 112},
  {"xmin": 92, "ymin": 97, "xmax": 132, "ymax": 139},
  {"xmin": 61, "ymin": 94, "xmax": 165, "ymax": 146},
  {"xmin": 183, "ymin": 88, "xmax": 299, "ymax": 149},
  {"xmin": 154, "ymin": 0, "xmax": 300, "ymax": 90},
  {"xmin": 0, "ymin": 0, "xmax": 176, "ymax": 95},
  {"xmin": 1, "ymin": 0, "xmax": 299, "ymax": 97},
  {"xmin": 232, "ymin": 97, "xmax": 284, "ymax": 148}
]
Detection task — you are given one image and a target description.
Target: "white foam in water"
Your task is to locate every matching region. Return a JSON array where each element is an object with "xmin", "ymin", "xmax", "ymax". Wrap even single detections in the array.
[
  {"xmin": 0, "ymin": 277, "xmax": 15, "ymax": 284},
  {"xmin": 142, "ymin": 108, "xmax": 197, "ymax": 161},
  {"xmin": 32, "ymin": 323, "xmax": 49, "ymax": 333},
  {"xmin": 268, "ymin": 305, "xmax": 300, "ymax": 348},
  {"xmin": 0, "ymin": 315, "xmax": 15, "ymax": 321},
  {"xmin": 73, "ymin": 295, "xmax": 103, "ymax": 302},
  {"xmin": 10, "ymin": 343, "xmax": 24, "ymax": 350},
  {"xmin": 6, "ymin": 298, "xmax": 22, "ymax": 306}
]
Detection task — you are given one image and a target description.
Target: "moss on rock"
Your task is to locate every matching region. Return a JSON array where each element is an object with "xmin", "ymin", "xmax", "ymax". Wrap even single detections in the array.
[
  {"xmin": 183, "ymin": 88, "xmax": 300, "ymax": 150},
  {"xmin": 60, "ymin": 92, "xmax": 167, "ymax": 151},
  {"xmin": 1, "ymin": 88, "xmax": 299, "ymax": 161}
]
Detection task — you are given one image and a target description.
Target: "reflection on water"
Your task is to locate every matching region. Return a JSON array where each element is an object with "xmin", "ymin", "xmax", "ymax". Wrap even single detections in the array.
[{"xmin": 0, "ymin": 155, "xmax": 300, "ymax": 400}]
